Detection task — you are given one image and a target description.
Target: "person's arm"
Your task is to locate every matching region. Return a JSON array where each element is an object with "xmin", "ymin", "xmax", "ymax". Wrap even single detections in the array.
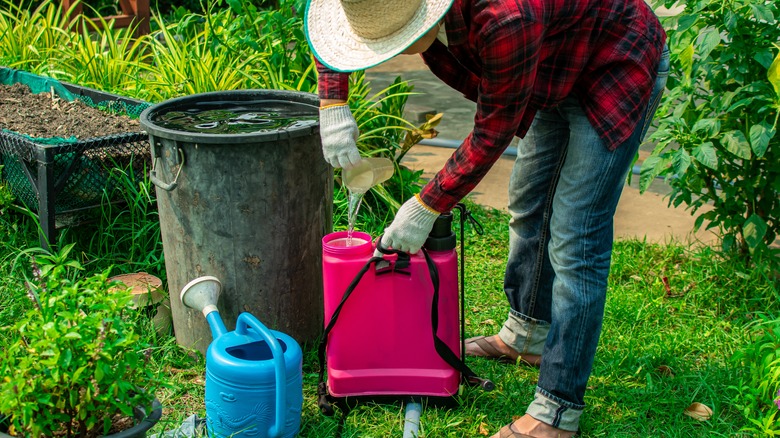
[
  {"xmin": 422, "ymin": 41, "xmax": 480, "ymax": 103},
  {"xmin": 315, "ymin": 59, "xmax": 362, "ymax": 169},
  {"xmin": 420, "ymin": 18, "xmax": 543, "ymax": 212},
  {"xmin": 380, "ymin": 17, "xmax": 544, "ymax": 254},
  {"xmin": 315, "ymin": 59, "xmax": 350, "ymax": 102}
]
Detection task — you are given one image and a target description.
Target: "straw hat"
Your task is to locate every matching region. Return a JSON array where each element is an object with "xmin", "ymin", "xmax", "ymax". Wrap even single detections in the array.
[{"xmin": 305, "ymin": 0, "xmax": 454, "ymax": 72}]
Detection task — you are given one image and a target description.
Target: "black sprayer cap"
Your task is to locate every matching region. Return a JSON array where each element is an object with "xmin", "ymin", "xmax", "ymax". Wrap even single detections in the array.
[{"xmin": 424, "ymin": 212, "xmax": 456, "ymax": 251}]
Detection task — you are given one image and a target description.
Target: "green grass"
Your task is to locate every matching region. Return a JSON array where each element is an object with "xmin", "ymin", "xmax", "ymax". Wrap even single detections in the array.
[{"xmin": 0, "ymin": 187, "xmax": 778, "ymax": 436}]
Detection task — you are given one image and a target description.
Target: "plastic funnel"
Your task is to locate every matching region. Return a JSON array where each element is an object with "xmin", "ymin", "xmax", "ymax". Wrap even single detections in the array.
[{"xmin": 343, "ymin": 157, "xmax": 394, "ymax": 193}]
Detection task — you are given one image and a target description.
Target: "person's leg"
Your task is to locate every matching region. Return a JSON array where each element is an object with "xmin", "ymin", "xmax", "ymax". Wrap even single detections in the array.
[
  {"xmin": 524, "ymin": 96, "xmax": 639, "ymax": 430},
  {"xmin": 502, "ymin": 108, "xmax": 569, "ymax": 352},
  {"xmin": 521, "ymin": 46, "xmax": 670, "ymax": 433},
  {"xmin": 465, "ymin": 105, "xmax": 569, "ymax": 364}
]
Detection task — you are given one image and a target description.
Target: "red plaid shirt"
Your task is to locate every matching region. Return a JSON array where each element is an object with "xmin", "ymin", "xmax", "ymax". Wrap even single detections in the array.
[{"xmin": 316, "ymin": 0, "xmax": 666, "ymax": 212}]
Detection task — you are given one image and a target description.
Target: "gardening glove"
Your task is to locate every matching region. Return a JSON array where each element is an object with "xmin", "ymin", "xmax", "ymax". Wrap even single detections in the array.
[
  {"xmin": 378, "ymin": 194, "xmax": 440, "ymax": 254},
  {"xmin": 319, "ymin": 103, "xmax": 362, "ymax": 170}
]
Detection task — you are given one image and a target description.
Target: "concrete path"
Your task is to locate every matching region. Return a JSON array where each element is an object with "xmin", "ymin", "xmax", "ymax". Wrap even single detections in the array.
[
  {"xmin": 364, "ymin": 4, "xmax": 720, "ymax": 246},
  {"xmin": 401, "ymin": 145, "xmax": 717, "ymax": 245}
]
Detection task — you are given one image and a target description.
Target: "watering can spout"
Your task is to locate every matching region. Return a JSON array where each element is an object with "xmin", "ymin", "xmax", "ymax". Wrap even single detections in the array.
[
  {"xmin": 180, "ymin": 276, "xmax": 227, "ymax": 339},
  {"xmin": 205, "ymin": 310, "xmax": 228, "ymax": 339}
]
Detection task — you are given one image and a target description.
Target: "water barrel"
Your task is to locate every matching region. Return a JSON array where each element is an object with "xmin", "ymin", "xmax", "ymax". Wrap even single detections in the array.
[{"xmin": 140, "ymin": 90, "xmax": 330, "ymax": 354}]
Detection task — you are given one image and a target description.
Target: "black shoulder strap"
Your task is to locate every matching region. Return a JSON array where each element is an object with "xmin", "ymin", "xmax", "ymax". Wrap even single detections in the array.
[
  {"xmin": 421, "ymin": 248, "xmax": 493, "ymax": 391},
  {"xmin": 317, "ymin": 254, "xmax": 384, "ymax": 416}
]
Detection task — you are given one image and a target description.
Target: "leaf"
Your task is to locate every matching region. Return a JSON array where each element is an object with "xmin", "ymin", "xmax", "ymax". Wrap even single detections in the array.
[
  {"xmin": 692, "ymin": 141, "xmax": 718, "ymax": 169},
  {"xmin": 748, "ymin": 122, "xmax": 774, "ymax": 158},
  {"xmin": 743, "ymin": 214, "xmax": 768, "ymax": 252},
  {"xmin": 695, "ymin": 28, "xmax": 720, "ymax": 61},
  {"xmin": 722, "ymin": 234, "xmax": 737, "ymax": 253},
  {"xmin": 721, "ymin": 130, "xmax": 752, "ymax": 159},
  {"xmin": 749, "ymin": 4, "xmax": 775, "ymax": 23},
  {"xmin": 753, "ymin": 50, "xmax": 774, "ymax": 69},
  {"xmin": 680, "ymin": 44, "xmax": 694, "ymax": 78},
  {"xmin": 684, "ymin": 402, "xmax": 713, "ymax": 421},
  {"xmin": 694, "ymin": 213, "xmax": 706, "ymax": 231},
  {"xmin": 639, "ymin": 155, "xmax": 663, "ymax": 192},
  {"xmin": 691, "ymin": 118, "xmax": 720, "ymax": 137},
  {"xmin": 768, "ymin": 45, "xmax": 780, "ymax": 97},
  {"xmin": 676, "ymin": 13, "xmax": 699, "ymax": 34},
  {"xmin": 671, "ymin": 149, "xmax": 691, "ymax": 175}
]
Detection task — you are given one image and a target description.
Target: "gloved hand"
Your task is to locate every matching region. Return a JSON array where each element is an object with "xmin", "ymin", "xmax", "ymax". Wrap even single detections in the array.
[
  {"xmin": 318, "ymin": 103, "xmax": 362, "ymax": 169},
  {"xmin": 379, "ymin": 194, "xmax": 440, "ymax": 254}
]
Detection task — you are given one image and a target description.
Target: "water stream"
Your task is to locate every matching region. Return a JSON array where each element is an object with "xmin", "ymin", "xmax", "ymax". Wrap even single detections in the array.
[{"xmin": 347, "ymin": 190, "xmax": 365, "ymax": 246}]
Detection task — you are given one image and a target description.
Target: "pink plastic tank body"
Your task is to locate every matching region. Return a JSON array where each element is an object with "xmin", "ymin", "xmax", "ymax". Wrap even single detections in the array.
[{"xmin": 322, "ymin": 231, "xmax": 460, "ymax": 398}]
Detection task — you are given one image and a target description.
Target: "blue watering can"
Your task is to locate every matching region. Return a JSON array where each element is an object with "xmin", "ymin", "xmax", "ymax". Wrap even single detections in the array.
[{"xmin": 181, "ymin": 276, "xmax": 303, "ymax": 438}]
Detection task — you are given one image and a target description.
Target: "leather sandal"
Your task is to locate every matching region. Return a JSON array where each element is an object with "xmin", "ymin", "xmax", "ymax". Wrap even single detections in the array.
[
  {"xmin": 497, "ymin": 422, "xmax": 535, "ymax": 437},
  {"xmin": 465, "ymin": 335, "xmax": 542, "ymax": 366}
]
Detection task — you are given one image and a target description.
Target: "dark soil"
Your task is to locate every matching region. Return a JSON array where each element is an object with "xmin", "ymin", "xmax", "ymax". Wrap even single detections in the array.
[{"xmin": 0, "ymin": 83, "xmax": 140, "ymax": 139}]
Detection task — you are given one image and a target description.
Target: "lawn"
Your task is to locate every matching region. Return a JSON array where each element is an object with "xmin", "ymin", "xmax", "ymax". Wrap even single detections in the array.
[{"xmin": 0, "ymin": 189, "xmax": 775, "ymax": 437}]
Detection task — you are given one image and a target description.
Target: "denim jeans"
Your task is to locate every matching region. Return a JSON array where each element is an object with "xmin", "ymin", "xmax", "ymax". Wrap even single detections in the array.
[{"xmin": 498, "ymin": 46, "xmax": 670, "ymax": 431}]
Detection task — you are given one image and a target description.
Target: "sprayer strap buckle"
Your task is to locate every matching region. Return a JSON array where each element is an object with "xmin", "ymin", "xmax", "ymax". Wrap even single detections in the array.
[
  {"xmin": 374, "ymin": 235, "xmax": 412, "ymax": 271},
  {"xmin": 375, "ymin": 262, "xmax": 411, "ymax": 276}
]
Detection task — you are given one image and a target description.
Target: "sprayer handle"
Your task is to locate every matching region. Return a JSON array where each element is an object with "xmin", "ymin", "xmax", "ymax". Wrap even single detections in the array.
[{"xmin": 236, "ymin": 313, "xmax": 287, "ymax": 438}]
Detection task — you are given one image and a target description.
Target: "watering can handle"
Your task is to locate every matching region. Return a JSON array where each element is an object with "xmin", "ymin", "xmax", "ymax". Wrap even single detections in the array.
[{"xmin": 236, "ymin": 313, "xmax": 287, "ymax": 438}]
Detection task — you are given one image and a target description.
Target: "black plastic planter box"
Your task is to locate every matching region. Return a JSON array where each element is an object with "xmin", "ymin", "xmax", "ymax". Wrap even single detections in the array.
[{"xmin": 0, "ymin": 69, "xmax": 152, "ymax": 248}]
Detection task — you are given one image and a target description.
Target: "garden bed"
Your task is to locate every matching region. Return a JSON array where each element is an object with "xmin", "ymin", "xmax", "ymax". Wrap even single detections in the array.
[
  {"xmin": 0, "ymin": 68, "xmax": 152, "ymax": 247},
  {"xmin": 0, "ymin": 83, "xmax": 140, "ymax": 138}
]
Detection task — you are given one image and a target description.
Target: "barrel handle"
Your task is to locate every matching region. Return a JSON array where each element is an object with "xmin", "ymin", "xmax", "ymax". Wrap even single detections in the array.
[
  {"xmin": 150, "ymin": 147, "xmax": 185, "ymax": 191},
  {"xmin": 236, "ymin": 313, "xmax": 286, "ymax": 438}
]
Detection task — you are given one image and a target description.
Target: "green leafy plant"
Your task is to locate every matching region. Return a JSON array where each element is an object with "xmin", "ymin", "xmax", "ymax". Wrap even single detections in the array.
[
  {"xmin": 210, "ymin": 0, "xmax": 316, "ymax": 92},
  {"xmin": 0, "ymin": 170, "xmax": 14, "ymax": 211},
  {"xmin": 644, "ymin": 0, "xmax": 779, "ymax": 265},
  {"xmin": 0, "ymin": 244, "xmax": 160, "ymax": 437}
]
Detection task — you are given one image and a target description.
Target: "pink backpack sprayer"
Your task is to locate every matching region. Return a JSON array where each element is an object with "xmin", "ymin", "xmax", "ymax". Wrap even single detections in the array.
[{"xmin": 317, "ymin": 204, "xmax": 494, "ymax": 415}]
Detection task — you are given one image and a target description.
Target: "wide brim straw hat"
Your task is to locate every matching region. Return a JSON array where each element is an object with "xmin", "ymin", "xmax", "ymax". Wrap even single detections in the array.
[{"xmin": 305, "ymin": 0, "xmax": 454, "ymax": 72}]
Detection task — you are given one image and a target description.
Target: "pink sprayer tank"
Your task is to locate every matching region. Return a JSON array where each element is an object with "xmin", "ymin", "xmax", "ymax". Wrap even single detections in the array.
[{"xmin": 321, "ymin": 231, "xmax": 460, "ymax": 398}]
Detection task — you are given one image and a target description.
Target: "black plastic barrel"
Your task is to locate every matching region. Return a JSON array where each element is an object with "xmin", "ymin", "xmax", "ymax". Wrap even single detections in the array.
[{"xmin": 140, "ymin": 90, "xmax": 331, "ymax": 354}]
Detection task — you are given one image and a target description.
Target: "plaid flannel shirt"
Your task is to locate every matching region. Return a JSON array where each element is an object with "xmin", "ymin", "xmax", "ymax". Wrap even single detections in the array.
[{"xmin": 315, "ymin": 0, "xmax": 666, "ymax": 213}]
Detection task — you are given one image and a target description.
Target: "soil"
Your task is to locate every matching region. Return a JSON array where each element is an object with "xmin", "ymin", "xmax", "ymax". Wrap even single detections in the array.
[{"xmin": 0, "ymin": 83, "xmax": 140, "ymax": 139}]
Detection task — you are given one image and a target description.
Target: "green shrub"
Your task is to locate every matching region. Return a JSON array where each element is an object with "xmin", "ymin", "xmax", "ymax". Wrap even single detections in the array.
[
  {"xmin": 644, "ymin": 0, "xmax": 779, "ymax": 265},
  {"xmin": 0, "ymin": 245, "xmax": 160, "ymax": 437}
]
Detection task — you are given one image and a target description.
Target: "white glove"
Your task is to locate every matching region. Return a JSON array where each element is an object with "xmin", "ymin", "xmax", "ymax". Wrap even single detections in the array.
[
  {"xmin": 318, "ymin": 104, "xmax": 362, "ymax": 169},
  {"xmin": 380, "ymin": 195, "xmax": 440, "ymax": 254}
]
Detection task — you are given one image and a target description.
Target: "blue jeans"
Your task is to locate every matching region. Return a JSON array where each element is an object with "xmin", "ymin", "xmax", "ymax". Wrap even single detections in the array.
[{"xmin": 498, "ymin": 46, "xmax": 669, "ymax": 431}]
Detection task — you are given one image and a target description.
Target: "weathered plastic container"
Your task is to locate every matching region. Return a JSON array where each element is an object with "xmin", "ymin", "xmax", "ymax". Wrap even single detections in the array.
[
  {"xmin": 321, "ymin": 230, "xmax": 460, "ymax": 399},
  {"xmin": 140, "ymin": 90, "xmax": 331, "ymax": 354}
]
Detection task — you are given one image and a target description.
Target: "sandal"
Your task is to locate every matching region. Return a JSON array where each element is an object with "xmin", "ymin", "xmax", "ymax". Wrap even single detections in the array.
[
  {"xmin": 496, "ymin": 422, "xmax": 534, "ymax": 438},
  {"xmin": 465, "ymin": 335, "xmax": 542, "ymax": 366}
]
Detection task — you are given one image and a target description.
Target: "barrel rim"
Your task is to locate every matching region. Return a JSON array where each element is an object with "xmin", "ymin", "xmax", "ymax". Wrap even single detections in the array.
[{"xmin": 139, "ymin": 89, "xmax": 320, "ymax": 144}]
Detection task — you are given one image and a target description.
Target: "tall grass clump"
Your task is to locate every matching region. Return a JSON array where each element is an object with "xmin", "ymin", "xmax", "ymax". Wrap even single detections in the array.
[
  {"xmin": 55, "ymin": 14, "xmax": 152, "ymax": 96},
  {"xmin": 0, "ymin": 0, "xmax": 71, "ymax": 74}
]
